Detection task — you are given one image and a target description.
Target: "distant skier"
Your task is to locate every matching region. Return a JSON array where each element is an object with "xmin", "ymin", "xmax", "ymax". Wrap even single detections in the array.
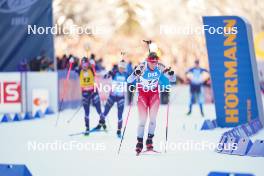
[
  {"xmin": 127, "ymin": 52, "xmax": 175, "ymax": 154},
  {"xmin": 185, "ymin": 59, "xmax": 209, "ymax": 117},
  {"xmin": 98, "ymin": 60, "xmax": 129, "ymax": 138},
  {"xmin": 75, "ymin": 57, "xmax": 105, "ymax": 136}
]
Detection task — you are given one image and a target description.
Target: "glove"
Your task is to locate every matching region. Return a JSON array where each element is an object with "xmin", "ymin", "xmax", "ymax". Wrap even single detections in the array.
[
  {"xmin": 103, "ymin": 74, "xmax": 109, "ymax": 79},
  {"xmin": 168, "ymin": 70, "xmax": 174, "ymax": 76},
  {"xmin": 163, "ymin": 68, "xmax": 170, "ymax": 73},
  {"xmin": 104, "ymin": 71, "xmax": 112, "ymax": 79},
  {"xmin": 133, "ymin": 63, "xmax": 145, "ymax": 76},
  {"xmin": 134, "ymin": 69, "xmax": 142, "ymax": 76}
]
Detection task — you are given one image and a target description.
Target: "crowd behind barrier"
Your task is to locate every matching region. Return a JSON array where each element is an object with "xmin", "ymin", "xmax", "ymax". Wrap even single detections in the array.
[{"xmin": 13, "ymin": 52, "xmax": 219, "ymax": 107}]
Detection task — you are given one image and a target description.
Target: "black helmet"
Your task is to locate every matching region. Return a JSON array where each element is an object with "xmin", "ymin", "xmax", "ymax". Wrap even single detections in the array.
[
  {"xmin": 82, "ymin": 57, "xmax": 88, "ymax": 63},
  {"xmin": 147, "ymin": 52, "xmax": 159, "ymax": 62}
]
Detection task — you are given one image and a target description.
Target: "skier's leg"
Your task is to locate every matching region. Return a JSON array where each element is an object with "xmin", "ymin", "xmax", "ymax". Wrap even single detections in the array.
[
  {"xmin": 92, "ymin": 90, "xmax": 102, "ymax": 116},
  {"xmin": 102, "ymin": 95, "xmax": 115, "ymax": 118},
  {"xmin": 147, "ymin": 93, "xmax": 160, "ymax": 150},
  {"xmin": 92, "ymin": 90, "xmax": 106, "ymax": 130},
  {"xmin": 136, "ymin": 94, "xmax": 148, "ymax": 153},
  {"xmin": 148, "ymin": 93, "xmax": 160, "ymax": 135},
  {"xmin": 198, "ymin": 90, "xmax": 205, "ymax": 117},
  {"xmin": 117, "ymin": 96, "xmax": 125, "ymax": 136},
  {"xmin": 199, "ymin": 103, "xmax": 204, "ymax": 117},
  {"xmin": 187, "ymin": 92, "xmax": 195, "ymax": 115},
  {"xmin": 82, "ymin": 92, "xmax": 91, "ymax": 135},
  {"xmin": 137, "ymin": 95, "xmax": 148, "ymax": 139}
]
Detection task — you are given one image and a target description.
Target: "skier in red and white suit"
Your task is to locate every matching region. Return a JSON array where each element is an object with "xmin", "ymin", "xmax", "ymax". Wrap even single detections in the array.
[{"xmin": 127, "ymin": 52, "xmax": 175, "ymax": 153}]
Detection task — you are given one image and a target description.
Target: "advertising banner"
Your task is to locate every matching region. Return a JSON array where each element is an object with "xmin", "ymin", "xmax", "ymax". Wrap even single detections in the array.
[{"xmin": 203, "ymin": 16, "xmax": 264, "ymax": 127}]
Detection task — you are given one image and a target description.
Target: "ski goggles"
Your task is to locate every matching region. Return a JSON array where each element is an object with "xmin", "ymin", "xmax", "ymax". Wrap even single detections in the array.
[{"xmin": 147, "ymin": 57, "xmax": 158, "ymax": 63}]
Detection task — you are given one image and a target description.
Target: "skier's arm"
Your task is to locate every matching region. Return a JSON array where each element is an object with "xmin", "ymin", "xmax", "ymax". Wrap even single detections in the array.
[
  {"xmin": 185, "ymin": 68, "xmax": 192, "ymax": 75},
  {"xmin": 202, "ymin": 68, "xmax": 209, "ymax": 73},
  {"xmin": 127, "ymin": 62, "xmax": 146, "ymax": 83},
  {"xmin": 201, "ymin": 68, "xmax": 210, "ymax": 84},
  {"xmin": 74, "ymin": 66, "xmax": 81, "ymax": 75},
  {"xmin": 127, "ymin": 72, "xmax": 138, "ymax": 83},
  {"xmin": 103, "ymin": 70, "xmax": 115, "ymax": 79},
  {"xmin": 157, "ymin": 62, "xmax": 175, "ymax": 82},
  {"xmin": 163, "ymin": 70, "xmax": 176, "ymax": 82},
  {"xmin": 89, "ymin": 59, "xmax": 96, "ymax": 74}
]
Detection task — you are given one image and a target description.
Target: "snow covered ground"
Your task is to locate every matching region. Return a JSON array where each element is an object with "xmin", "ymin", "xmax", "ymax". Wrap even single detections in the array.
[{"xmin": 0, "ymin": 86, "xmax": 263, "ymax": 176}]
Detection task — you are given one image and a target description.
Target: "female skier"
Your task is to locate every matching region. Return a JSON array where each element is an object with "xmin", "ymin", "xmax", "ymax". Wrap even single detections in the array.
[
  {"xmin": 127, "ymin": 52, "xmax": 174, "ymax": 154},
  {"xmin": 75, "ymin": 57, "xmax": 105, "ymax": 136},
  {"xmin": 99, "ymin": 60, "xmax": 129, "ymax": 138}
]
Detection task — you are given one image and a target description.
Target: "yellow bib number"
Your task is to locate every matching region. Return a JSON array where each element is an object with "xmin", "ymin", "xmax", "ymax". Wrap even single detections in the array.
[{"xmin": 80, "ymin": 69, "xmax": 94, "ymax": 90}]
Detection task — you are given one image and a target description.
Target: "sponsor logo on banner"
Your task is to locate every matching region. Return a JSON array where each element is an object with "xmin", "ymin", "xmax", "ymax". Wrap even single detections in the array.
[
  {"xmin": 0, "ymin": 0, "xmax": 38, "ymax": 25},
  {"xmin": 203, "ymin": 16, "xmax": 264, "ymax": 127},
  {"xmin": 0, "ymin": 0, "xmax": 38, "ymax": 14},
  {"xmin": 0, "ymin": 73, "xmax": 21, "ymax": 113},
  {"xmin": 2, "ymin": 82, "xmax": 21, "ymax": 103},
  {"xmin": 32, "ymin": 89, "xmax": 49, "ymax": 115}
]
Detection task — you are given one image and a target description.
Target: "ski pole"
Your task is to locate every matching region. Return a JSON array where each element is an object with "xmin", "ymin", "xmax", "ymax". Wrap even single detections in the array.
[
  {"xmin": 118, "ymin": 103, "xmax": 132, "ymax": 155},
  {"xmin": 143, "ymin": 40, "xmax": 152, "ymax": 53},
  {"xmin": 55, "ymin": 58, "xmax": 74, "ymax": 126},
  {"xmin": 67, "ymin": 104, "xmax": 83, "ymax": 124},
  {"xmin": 165, "ymin": 100, "xmax": 170, "ymax": 153}
]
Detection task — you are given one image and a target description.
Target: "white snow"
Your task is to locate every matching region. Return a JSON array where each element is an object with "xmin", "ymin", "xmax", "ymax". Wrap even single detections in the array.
[{"xmin": 0, "ymin": 88, "xmax": 264, "ymax": 176}]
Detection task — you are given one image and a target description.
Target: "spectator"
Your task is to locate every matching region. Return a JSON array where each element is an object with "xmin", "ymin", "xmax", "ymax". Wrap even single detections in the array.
[
  {"xmin": 17, "ymin": 59, "xmax": 29, "ymax": 72},
  {"xmin": 95, "ymin": 58, "xmax": 105, "ymax": 72}
]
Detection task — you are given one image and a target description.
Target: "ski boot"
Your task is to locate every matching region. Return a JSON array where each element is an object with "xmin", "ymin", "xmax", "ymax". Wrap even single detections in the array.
[
  {"xmin": 101, "ymin": 119, "xmax": 107, "ymax": 131},
  {"xmin": 146, "ymin": 134, "xmax": 154, "ymax": 151},
  {"xmin": 135, "ymin": 137, "xmax": 143, "ymax": 155},
  {"xmin": 117, "ymin": 129, "xmax": 122, "ymax": 138},
  {"xmin": 84, "ymin": 127, "xmax": 90, "ymax": 136},
  {"xmin": 94, "ymin": 119, "xmax": 107, "ymax": 131},
  {"xmin": 117, "ymin": 120, "xmax": 123, "ymax": 138}
]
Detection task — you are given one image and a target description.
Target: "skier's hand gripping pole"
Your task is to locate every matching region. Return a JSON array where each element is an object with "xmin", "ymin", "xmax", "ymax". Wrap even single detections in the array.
[{"xmin": 55, "ymin": 58, "xmax": 74, "ymax": 126}]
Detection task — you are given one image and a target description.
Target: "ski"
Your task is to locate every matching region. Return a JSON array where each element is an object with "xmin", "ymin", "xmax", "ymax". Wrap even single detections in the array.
[
  {"xmin": 142, "ymin": 149, "xmax": 161, "ymax": 153},
  {"xmin": 69, "ymin": 131, "xmax": 87, "ymax": 136},
  {"xmin": 69, "ymin": 127, "xmax": 108, "ymax": 136},
  {"xmin": 136, "ymin": 149, "xmax": 161, "ymax": 156}
]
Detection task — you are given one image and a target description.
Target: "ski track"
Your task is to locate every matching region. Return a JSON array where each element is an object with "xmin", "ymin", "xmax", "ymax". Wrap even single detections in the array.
[{"xmin": 0, "ymin": 102, "xmax": 263, "ymax": 176}]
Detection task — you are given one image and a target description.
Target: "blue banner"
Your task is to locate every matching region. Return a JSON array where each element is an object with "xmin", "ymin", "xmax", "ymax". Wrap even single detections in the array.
[
  {"xmin": 0, "ymin": 0, "xmax": 54, "ymax": 71},
  {"xmin": 203, "ymin": 16, "xmax": 264, "ymax": 127}
]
